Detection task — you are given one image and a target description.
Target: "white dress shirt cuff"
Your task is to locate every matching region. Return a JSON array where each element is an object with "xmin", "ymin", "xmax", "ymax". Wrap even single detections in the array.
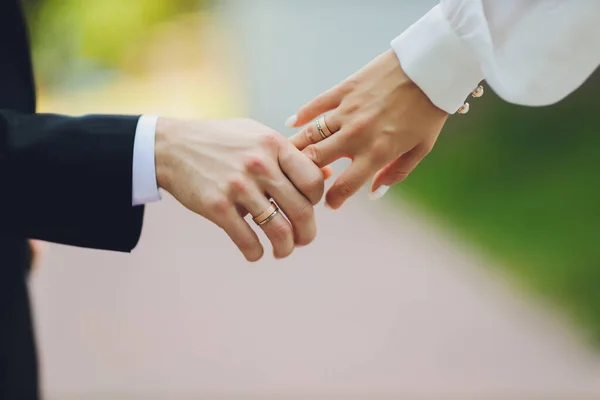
[
  {"xmin": 132, "ymin": 115, "xmax": 161, "ymax": 206},
  {"xmin": 391, "ymin": 5, "xmax": 484, "ymax": 114}
]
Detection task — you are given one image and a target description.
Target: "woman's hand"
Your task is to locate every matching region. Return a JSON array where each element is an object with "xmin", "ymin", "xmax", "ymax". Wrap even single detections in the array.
[
  {"xmin": 155, "ymin": 118, "xmax": 325, "ymax": 261},
  {"xmin": 286, "ymin": 50, "xmax": 448, "ymax": 209}
]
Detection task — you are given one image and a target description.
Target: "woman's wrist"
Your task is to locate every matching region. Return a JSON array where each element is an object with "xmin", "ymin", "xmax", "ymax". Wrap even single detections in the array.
[
  {"xmin": 391, "ymin": 4, "xmax": 483, "ymax": 114},
  {"xmin": 381, "ymin": 49, "xmax": 448, "ymax": 116}
]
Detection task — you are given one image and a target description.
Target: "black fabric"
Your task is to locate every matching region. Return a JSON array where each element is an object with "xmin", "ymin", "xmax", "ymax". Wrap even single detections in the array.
[
  {"xmin": 0, "ymin": 111, "xmax": 145, "ymax": 251},
  {"xmin": 0, "ymin": 1, "xmax": 146, "ymax": 398},
  {"xmin": 0, "ymin": 237, "xmax": 38, "ymax": 399}
]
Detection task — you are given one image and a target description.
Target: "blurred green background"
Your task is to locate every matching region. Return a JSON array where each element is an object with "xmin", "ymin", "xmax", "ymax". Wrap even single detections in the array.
[
  {"xmin": 23, "ymin": 0, "xmax": 204, "ymax": 88},
  {"xmin": 398, "ymin": 72, "xmax": 600, "ymax": 341},
  {"xmin": 23, "ymin": 0, "xmax": 600, "ymax": 343}
]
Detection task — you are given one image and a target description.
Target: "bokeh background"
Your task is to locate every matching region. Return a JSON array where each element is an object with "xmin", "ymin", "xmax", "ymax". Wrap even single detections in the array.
[{"xmin": 23, "ymin": 0, "xmax": 600, "ymax": 398}]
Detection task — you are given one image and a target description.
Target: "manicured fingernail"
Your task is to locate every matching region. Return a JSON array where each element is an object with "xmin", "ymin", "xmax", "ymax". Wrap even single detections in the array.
[
  {"xmin": 285, "ymin": 114, "xmax": 297, "ymax": 128},
  {"xmin": 368, "ymin": 185, "xmax": 389, "ymax": 200}
]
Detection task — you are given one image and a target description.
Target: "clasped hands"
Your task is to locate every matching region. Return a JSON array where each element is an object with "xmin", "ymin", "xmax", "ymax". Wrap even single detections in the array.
[{"xmin": 156, "ymin": 50, "xmax": 448, "ymax": 261}]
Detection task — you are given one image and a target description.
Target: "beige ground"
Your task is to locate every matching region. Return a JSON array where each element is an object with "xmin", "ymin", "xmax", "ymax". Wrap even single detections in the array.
[{"xmin": 31, "ymin": 195, "xmax": 600, "ymax": 399}]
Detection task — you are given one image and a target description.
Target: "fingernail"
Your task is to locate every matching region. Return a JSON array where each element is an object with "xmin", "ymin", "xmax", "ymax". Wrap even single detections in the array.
[
  {"xmin": 368, "ymin": 185, "xmax": 389, "ymax": 200},
  {"xmin": 285, "ymin": 114, "xmax": 297, "ymax": 128},
  {"xmin": 324, "ymin": 201, "xmax": 333, "ymax": 210}
]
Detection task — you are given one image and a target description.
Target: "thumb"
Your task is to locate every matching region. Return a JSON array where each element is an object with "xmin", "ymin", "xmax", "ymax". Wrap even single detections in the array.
[
  {"xmin": 285, "ymin": 84, "xmax": 345, "ymax": 128},
  {"xmin": 370, "ymin": 146, "xmax": 429, "ymax": 199}
]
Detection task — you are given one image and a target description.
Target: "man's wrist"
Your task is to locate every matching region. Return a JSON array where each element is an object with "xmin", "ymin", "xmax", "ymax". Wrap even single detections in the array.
[{"xmin": 154, "ymin": 117, "xmax": 177, "ymax": 193}]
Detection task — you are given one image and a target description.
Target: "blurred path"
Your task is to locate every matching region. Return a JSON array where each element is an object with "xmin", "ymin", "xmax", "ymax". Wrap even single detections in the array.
[{"xmin": 32, "ymin": 196, "xmax": 600, "ymax": 399}]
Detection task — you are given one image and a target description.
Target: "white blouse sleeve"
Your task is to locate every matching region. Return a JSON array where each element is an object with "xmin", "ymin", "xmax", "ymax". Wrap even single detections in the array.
[{"xmin": 391, "ymin": 0, "xmax": 600, "ymax": 114}]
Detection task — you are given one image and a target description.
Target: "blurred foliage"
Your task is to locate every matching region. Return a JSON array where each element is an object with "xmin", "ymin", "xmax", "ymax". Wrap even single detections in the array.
[
  {"xmin": 23, "ymin": 0, "xmax": 207, "ymax": 87},
  {"xmin": 397, "ymin": 71, "xmax": 600, "ymax": 342}
]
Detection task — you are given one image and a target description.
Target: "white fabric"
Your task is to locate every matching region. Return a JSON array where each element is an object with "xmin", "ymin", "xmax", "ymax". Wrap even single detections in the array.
[
  {"xmin": 132, "ymin": 115, "xmax": 161, "ymax": 206},
  {"xmin": 392, "ymin": 0, "xmax": 600, "ymax": 114}
]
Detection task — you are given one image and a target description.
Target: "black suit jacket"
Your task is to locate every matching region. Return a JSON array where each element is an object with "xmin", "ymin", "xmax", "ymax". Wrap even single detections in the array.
[{"xmin": 1, "ymin": 1, "xmax": 145, "ymax": 398}]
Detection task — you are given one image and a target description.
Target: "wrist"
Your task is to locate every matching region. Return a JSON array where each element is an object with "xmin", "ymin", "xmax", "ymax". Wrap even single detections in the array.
[
  {"xmin": 380, "ymin": 49, "xmax": 448, "ymax": 119},
  {"xmin": 154, "ymin": 117, "xmax": 178, "ymax": 192},
  {"xmin": 391, "ymin": 5, "xmax": 484, "ymax": 114}
]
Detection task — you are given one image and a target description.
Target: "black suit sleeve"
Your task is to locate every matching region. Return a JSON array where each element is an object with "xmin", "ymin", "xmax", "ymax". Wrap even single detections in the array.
[{"xmin": 0, "ymin": 110, "xmax": 145, "ymax": 252}]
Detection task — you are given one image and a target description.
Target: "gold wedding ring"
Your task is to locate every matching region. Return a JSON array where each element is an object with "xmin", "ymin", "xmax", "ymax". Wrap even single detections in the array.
[
  {"xmin": 316, "ymin": 116, "xmax": 333, "ymax": 140},
  {"xmin": 253, "ymin": 200, "xmax": 279, "ymax": 226}
]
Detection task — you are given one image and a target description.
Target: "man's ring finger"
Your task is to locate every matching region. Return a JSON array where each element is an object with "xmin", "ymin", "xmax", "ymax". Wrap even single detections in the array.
[{"xmin": 253, "ymin": 200, "xmax": 279, "ymax": 226}]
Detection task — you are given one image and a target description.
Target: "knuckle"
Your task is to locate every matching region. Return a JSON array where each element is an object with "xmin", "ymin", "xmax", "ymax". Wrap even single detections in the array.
[
  {"xmin": 304, "ymin": 125, "xmax": 319, "ymax": 144},
  {"xmin": 308, "ymin": 171, "xmax": 325, "ymax": 188},
  {"xmin": 313, "ymin": 89, "xmax": 333, "ymax": 107},
  {"xmin": 304, "ymin": 145, "xmax": 322, "ymax": 165},
  {"xmin": 205, "ymin": 195, "xmax": 231, "ymax": 216},
  {"xmin": 341, "ymin": 101, "xmax": 360, "ymax": 117},
  {"xmin": 259, "ymin": 131, "xmax": 282, "ymax": 150},
  {"xmin": 341, "ymin": 78, "xmax": 359, "ymax": 93},
  {"xmin": 351, "ymin": 115, "xmax": 374, "ymax": 133},
  {"xmin": 227, "ymin": 175, "xmax": 249, "ymax": 196},
  {"xmin": 271, "ymin": 221, "xmax": 292, "ymax": 243},
  {"xmin": 305, "ymin": 175, "xmax": 325, "ymax": 204},
  {"xmin": 244, "ymin": 154, "xmax": 271, "ymax": 176},
  {"xmin": 236, "ymin": 235, "xmax": 256, "ymax": 251},
  {"xmin": 295, "ymin": 201, "xmax": 315, "ymax": 223},
  {"xmin": 313, "ymin": 93, "xmax": 329, "ymax": 107}
]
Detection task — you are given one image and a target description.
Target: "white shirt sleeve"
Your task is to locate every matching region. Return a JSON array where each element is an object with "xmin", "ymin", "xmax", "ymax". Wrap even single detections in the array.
[
  {"xmin": 391, "ymin": 0, "xmax": 600, "ymax": 114},
  {"xmin": 132, "ymin": 115, "xmax": 161, "ymax": 206}
]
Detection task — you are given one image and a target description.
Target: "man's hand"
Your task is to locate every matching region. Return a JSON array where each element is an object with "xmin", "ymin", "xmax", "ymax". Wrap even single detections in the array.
[
  {"xmin": 154, "ymin": 118, "xmax": 324, "ymax": 261},
  {"xmin": 286, "ymin": 50, "xmax": 448, "ymax": 209}
]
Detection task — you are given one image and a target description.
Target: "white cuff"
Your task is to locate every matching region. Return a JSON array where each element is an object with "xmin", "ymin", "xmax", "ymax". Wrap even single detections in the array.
[
  {"xmin": 391, "ymin": 5, "xmax": 484, "ymax": 114},
  {"xmin": 132, "ymin": 115, "xmax": 161, "ymax": 206}
]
